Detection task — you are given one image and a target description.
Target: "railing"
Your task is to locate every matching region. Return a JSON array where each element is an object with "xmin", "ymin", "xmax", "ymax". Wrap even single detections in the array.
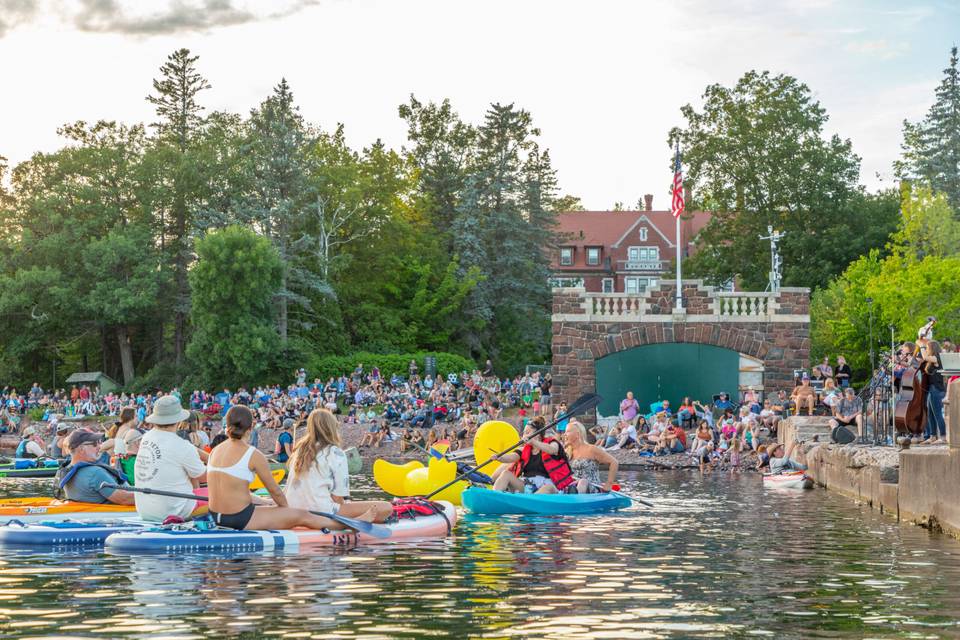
[
  {"xmin": 616, "ymin": 259, "xmax": 669, "ymax": 271},
  {"xmin": 583, "ymin": 293, "xmax": 648, "ymax": 318},
  {"xmin": 713, "ymin": 293, "xmax": 774, "ymax": 317}
]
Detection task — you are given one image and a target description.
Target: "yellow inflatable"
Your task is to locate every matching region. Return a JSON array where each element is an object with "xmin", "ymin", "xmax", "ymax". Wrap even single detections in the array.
[
  {"xmin": 249, "ymin": 468, "xmax": 286, "ymax": 490},
  {"xmin": 473, "ymin": 420, "xmax": 520, "ymax": 476},
  {"xmin": 373, "ymin": 459, "xmax": 424, "ymax": 496},
  {"xmin": 373, "ymin": 441, "xmax": 471, "ymax": 505}
]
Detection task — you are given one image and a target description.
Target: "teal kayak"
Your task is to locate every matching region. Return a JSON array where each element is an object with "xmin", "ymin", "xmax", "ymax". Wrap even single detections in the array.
[{"xmin": 461, "ymin": 487, "xmax": 631, "ymax": 515}]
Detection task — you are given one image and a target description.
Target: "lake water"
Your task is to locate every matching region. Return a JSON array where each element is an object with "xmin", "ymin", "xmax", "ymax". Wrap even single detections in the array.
[{"xmin": 1, "ymin": 471, "xmax": 959, "ymax": 639}]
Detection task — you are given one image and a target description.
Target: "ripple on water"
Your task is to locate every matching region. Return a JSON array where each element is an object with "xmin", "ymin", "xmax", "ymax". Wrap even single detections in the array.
[{"xmin": 1, "ymin": 472, "xmax": 960, "ymax": 638}]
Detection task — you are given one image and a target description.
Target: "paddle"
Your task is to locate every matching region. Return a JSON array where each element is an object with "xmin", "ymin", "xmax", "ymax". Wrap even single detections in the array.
[
  {"xmin": 591, "ymin": 482, "xmax": 654, "ymax": 508},
  {"xmin": 425, "ymin": 392, "xmax": 602, "ymax": 500},
  {"xmin": 99, "ymin": 483, "xmax": 391, "ymax": 538}
]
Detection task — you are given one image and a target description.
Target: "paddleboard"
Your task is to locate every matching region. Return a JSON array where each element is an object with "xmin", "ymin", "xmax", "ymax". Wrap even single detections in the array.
[
  {"xmin": 0, "ymin": 519, "xmax": 147, "ymax": 547},
  {"xmin": 461, "ymin": 487, "xmax": 631, "ymax": 515},
  {"xmin": 762, "ymin": 471, "xmax": 814, "ymax": 490},
  {"xmin": 104, "ymin": 501, "xmax": 458, "ymax": 553}
]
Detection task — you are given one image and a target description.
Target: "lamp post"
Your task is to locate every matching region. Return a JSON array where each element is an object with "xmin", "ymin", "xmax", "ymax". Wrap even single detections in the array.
[{"xmin": 867, "ymin": 297, "xmax": 875, "ymax": 372}]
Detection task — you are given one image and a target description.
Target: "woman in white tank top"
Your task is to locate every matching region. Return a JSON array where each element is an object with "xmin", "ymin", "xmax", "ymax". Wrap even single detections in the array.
[{"xmin": 285, "ymin": 409, "xmax": 392, "ymax": 522}]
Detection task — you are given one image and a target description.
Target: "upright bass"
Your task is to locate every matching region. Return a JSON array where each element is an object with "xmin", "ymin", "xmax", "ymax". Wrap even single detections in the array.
[{"xmin": 894, "ymin": 319, "xmax": 935, "ymax": 435}]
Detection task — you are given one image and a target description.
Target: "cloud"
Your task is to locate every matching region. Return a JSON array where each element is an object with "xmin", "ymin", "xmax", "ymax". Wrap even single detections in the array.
[
  {"xmin": 845, "ymin": 39, "xmax": 911, "ymax": 60},
  {"xmin": 0, "ymin": 0, "xmax": 319, "ymax": 38},
  {"xmin": 0, "ymin": 0, "xmax": 39, "ymax": 37}
]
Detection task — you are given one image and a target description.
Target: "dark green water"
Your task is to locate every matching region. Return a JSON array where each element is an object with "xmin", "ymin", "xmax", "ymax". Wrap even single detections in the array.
[{"xmin": 1, "ymin": 471, "xmax": 959, "ymax": 639}]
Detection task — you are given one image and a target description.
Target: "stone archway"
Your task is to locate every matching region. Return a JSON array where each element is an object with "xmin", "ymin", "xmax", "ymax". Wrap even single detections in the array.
[{"xmin": 551, "ymin": 280, "xmax": 810, "ymax": 420}]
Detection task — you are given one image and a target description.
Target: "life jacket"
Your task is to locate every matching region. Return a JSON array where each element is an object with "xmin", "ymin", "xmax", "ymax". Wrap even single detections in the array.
[
  {"xmin": 392, "ymin": 497, "xmax": 451, "ymax": 534},
  {"xmin": 15, "ymin": 439, "xmax": 36, "ymax": 459},
  {"xmin": 54, "ymin": 461, "xmax": 128, "ymax": 500},
  {"xmin": 512, "ymin": 438, "xmax": 575, "ymax": 491}
]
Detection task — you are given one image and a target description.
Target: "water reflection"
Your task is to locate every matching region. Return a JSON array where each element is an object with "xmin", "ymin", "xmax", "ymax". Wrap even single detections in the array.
[{"xmin": 1, "ymin": 472, "xmax": 959, "ymax": 638}]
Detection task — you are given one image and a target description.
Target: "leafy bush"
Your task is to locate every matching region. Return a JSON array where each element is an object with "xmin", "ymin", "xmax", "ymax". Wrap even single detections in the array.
[
  {"xmin": 307, "ymin": 351, "xmax": 476, "ymax": 381},
  {"xmin": 26, "ymin": 407, "xmax": 45, "ymax": 422}
]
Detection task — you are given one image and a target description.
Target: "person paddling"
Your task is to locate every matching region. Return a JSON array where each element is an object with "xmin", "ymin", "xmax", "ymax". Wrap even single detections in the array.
[
  {"xmin": 563, "ymin": 420, "xmax": 619, "ymax": 494},
  {"xmin": 134, "ymin": 395, "xmax": 207, "ymax": 522},
  {"xmin": 16, "ymin": 426, "xmax": 44, "ymax": 459},
  {"xmin": 56, "ymin": 430, "xmax": 135, "ymax": 505},
  {"xmin": 206, "ymin": 405, "xmax": 367, "ymax": 531},
  {"xmin": 490, "ymin": 417, "xmax": 574, "ymax": 494},
  {"xmin": 284, "ymin": 408, "xmax": 391, "ymax": 522}
]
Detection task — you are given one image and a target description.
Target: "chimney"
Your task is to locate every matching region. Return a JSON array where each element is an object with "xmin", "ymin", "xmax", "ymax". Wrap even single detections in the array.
[{"xmin": 643, "ymin": 194, "xmax": 653, "ymax": 211}]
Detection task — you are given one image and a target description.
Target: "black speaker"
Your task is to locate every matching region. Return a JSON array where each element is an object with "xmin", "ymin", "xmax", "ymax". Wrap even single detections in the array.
[{"xmin": 831, "ymin": 425, "xmax": 855, "ymax": 444}]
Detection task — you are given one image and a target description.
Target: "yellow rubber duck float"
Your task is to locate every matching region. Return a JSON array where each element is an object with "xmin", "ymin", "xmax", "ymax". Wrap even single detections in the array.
[{"xmin": 373, "ymin": 420, "xmax": 519, "ymax": 506}]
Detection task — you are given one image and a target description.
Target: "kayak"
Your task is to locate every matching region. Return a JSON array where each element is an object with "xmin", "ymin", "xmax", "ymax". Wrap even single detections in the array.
[
  {"xmin": 0, "ymin": 519, "xmax": 146, "ymax": 547},
  {"xmin": 0, "ymin": 497, "xmax": 140, "ymax": 524},
  {"xmin": 0, "ymin": 467, "xmax": 57, "ymax": 479},
  {"xmin": 461, "ymin": 487, "xmax": 631, "ymax": 515},
  {"xmin": 104, "ymin": 501, "xmax": 457, "ymax": 554},
  {"xmin": 762, "ymin": 471, "xmax": 814, "ymax": 490},
  {"xmin": 0, "ymin": 458, "xmax": 61, "ymax": 470}
]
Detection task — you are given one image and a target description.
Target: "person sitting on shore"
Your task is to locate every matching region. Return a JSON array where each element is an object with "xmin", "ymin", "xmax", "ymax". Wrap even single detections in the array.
[
  {"xmin": 56, "ymin": 430, "xmax": 135, "ymax": 505},
  {"xmin": 134, "ymin": 395, "xmax": 207, "ymax": 522},
  {"xmin": 205, "ymin": 405, "xmax": 365, "ymax": 531},
  {"xmin": 758, "ymin": 400, "xmax": 779, "ymax": 436},
  {"xmin": 767, "ymin": 440, "xmax": 807, "ymax": 474},
  {"xmin": 829, "ymin": 387, "xmax": 863, "ymax": 439},
  {"xmin": 285, "ymin": 408, "xmax": 392, "ymax": 522},
  {"xmin": 606, "ymin": 419, "xmax": 638, "ymax": 450},
  {"xmin": 490, "ymin": 418, "xmax": 574, "ymax": 494},
  {"xmin": 653, "ymin": 422, "xmax": 686, "ymax": 455},
  {"xmin": 790, "ymin": 374, "xmax": 816, "ymax": 416},
  {"xmin": 563, "ymin": 420, "xmax": 618, "ymax": 494},
  {"xmin": 690, "ymin": 420, "xmax": 714, "ymax": 471}
]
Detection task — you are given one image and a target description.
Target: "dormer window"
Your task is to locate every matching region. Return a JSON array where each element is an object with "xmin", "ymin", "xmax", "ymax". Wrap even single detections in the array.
[
  {"xmin": 586, "ymin": 247, "xmax": 601, "ymax": 266},
  {"xmin": 560, "ymin": 247, "xmax": 573, "ymax": 266},
  {"xmin": 639, "ymin": 226, "xmax": 648, "ymax": 241}
]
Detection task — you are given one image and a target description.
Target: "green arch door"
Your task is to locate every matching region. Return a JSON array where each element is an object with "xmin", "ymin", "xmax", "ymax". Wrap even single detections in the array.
[{"xmin": 595, "ymin": 343, "xmax": 740, "ymax": 417}]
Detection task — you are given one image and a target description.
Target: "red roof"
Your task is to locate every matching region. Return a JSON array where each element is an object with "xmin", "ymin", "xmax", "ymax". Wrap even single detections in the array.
[{"xmin": 556, "ymin": 210, "xmax": 713, "ymax": 248}]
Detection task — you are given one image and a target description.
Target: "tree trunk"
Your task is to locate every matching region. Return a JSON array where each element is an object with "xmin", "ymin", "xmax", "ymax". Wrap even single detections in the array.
[
  {"xmin": 173, "ymin": 188, "xmax": 188, "ymax": 367},
  {"xmin": 278, "ymin": 229, "xmax": 288, "ymax": 343},
  {"xmin": 116, "ymin": 325, "xmax": 135, "ymax": 386}
]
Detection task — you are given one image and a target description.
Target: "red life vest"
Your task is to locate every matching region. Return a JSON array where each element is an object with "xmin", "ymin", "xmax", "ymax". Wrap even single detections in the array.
[{"xmin": 513, "ymin": 438, "xmax": 575, "ymax": 491}]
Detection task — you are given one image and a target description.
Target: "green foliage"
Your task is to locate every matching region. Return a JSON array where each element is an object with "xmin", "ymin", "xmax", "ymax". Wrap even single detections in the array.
[
  {"xmin": 811, "ymin": 186, "xmax": 960, "ymax": 379},
  {"xmin": 895, "ymin": 46, "xmax": 960, "ymax": 211},
  {"xmin": 672, "ymin": 70, "xmax": 891, "ymax": 290},
  {"xmin": 187, "ymin": 226, "xmax": 282, "ymax": 387},
  {"xmin": 307, "ymin": 352, "xmax": 476, "ymax": 382}
]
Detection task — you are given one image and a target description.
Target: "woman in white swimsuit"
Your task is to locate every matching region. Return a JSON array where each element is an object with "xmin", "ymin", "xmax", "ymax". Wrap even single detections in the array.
[{"xmin": 206, "ymin": 405, "xmax": 373, "ymax": 531}]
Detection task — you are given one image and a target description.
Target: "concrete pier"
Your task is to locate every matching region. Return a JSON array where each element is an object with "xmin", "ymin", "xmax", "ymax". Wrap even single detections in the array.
[{"xmin": 782, "ymin": 383, "xmax": 960, "ymax": 540}]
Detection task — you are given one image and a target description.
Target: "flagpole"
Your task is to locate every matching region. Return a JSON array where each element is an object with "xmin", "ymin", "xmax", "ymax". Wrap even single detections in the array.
[{"xmin": 675, "ymin": 214, "xmax": 682, "ymax": 311}]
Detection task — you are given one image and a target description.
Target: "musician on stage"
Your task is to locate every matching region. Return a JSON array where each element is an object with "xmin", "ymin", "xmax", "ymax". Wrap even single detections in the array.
[
  {"xmin": 918, "ymin": 316, "xmax": 936, "ymax": 341},
  {"xmin": 920, "ymin": 340, "xmax": 946, "ymax": 444}
]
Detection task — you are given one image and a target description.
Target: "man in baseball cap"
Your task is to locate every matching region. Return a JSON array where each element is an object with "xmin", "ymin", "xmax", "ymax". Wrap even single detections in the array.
[{"xmin": 55, "ymin": 430, "xmax": 134, "ymax": 504}]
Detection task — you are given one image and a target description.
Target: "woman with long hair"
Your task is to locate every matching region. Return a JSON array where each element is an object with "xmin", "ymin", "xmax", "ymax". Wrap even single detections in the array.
[
  {"xmin": 285, "ymin": 409, "xmax": 393, "ymax": 522},
  {"xmin": 562, "ymin": 420, "xmax": 619, "ymax": 494},
  {"xmin": 207, "ymin": 405, "xmax": 364, "ymax": 531},
  {"xmin": 922, "ymin": 340, "xmax": 947, "ymax": 444}
]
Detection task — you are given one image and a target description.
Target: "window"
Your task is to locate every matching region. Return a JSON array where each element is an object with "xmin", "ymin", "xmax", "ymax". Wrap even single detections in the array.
[
  {"xmin": 586, "ymin": 247, "xmax": 601, "ymax": 266},
  {"xmin": 639, "ymin": 226, "xmax": 648, "ymax": 241},
  {"xmin": 627, "ymin": 246, "xmax": 660, "ymax": 262},
  {"xmin": 602, "ymin": 278, "xmax": 614, "ymax": 293},
  {"xmin": 559, "ymin": 247, "xmax": 573, "ymax": 266},
  {"xmin": 625, "ymin": 277, "xmax": 655, "ymax": 294}
]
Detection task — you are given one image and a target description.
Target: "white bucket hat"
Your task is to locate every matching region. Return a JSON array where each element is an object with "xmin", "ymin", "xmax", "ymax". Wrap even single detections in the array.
[{"xmin": 145, "ymin": 395, "xmax": 190, "ymax": 426}]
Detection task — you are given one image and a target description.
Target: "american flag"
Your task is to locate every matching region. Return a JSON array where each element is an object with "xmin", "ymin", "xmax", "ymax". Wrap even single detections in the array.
[{"xmin": 671, "ymin": 143, "xmax": 685, "ymax": 218}]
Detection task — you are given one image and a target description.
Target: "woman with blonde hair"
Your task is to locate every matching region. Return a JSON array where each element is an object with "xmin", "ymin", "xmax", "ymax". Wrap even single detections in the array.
[
  {"xmin": 285, "ymin": 409, "xmax": 393, "ymax": 522},
  {"xmin": 563, "ymin": 420, "xmax": 619, "ymax": 494}
]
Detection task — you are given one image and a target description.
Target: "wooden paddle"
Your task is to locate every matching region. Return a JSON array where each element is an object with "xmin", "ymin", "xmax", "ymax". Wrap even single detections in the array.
[
  {"xmin": 424, "ymin": 392, "xmax": 602, "ymax": 500},
  {"xmin": 99, "ymin": 483, "xmax": 391, "ymax": 538}
]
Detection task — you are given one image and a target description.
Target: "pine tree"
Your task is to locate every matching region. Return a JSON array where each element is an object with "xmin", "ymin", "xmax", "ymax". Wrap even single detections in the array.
[
  {"xmin": 896, "ymin": 46, "xmax": 960, "ymax": 212},
  {"xmin": 241, "ymin": 78, "xmax": 312, "ymax": 343},
  {"xmin": 146, "ymin": 48, "xmax": 211, "ymax": 366}
]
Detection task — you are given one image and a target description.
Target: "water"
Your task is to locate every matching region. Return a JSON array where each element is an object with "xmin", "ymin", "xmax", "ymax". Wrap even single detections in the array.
[{"xmin": 2, "ymin": 471, "xmax": 960, "ymax": 639}]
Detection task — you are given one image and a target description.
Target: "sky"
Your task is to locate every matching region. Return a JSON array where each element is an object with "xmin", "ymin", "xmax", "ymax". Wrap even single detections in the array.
[{"xmin": 0, "ymin": 0, "xmax": 956, "ymax": 209}]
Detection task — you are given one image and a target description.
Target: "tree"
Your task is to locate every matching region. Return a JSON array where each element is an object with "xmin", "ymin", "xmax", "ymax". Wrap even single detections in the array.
[
  {"xmin": 672, "ymin": 71, "xmax": 865, "ymax": 289},
  {"xmin": 895, "ymin": 46, "xmax": 960, "ymax": 212},
  {"xmin": 553, "ymin": 194, "xmax": 584, "ymax": 211},
  {"xmin": 146, "ymin": 48, "xmax": 211, "ymax": 366},
  {"xmin": 187, "ymin": 227, "xmax": 282, "ymax": 387},
  {"xmin": 240, "ymin": 78, "xmax": 312, "ymax": 343}
]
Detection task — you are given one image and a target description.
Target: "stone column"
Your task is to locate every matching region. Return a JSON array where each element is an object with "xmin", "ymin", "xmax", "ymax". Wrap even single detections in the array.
[{"xmin": 948, "ymin": 380, "xmax": 959, "ymax": 449}]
